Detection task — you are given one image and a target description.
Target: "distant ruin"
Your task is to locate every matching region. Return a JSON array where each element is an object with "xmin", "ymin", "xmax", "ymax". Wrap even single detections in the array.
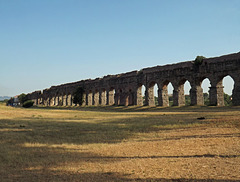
[{"xmin": 26, "ymin": 52, "xmax": 240, "ymax": 107}]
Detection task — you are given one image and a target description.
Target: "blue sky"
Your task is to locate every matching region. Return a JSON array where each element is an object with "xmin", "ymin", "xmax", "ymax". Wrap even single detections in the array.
[{"xmin": 0, "ymin": 0, "xmax": 239, "ymax": 96}]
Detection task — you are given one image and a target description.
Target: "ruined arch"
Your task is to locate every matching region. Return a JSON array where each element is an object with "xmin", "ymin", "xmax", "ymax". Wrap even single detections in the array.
[
  {"xmin": 135, "ymin": 84, "xmax": 146, "ymax": 106},
  {"xmin": 87, "ymin": 90, "xmax": 93, "ymax": 106},
  {"xmin": 57, "ymin": 91, "xmax": 63, "ymax": 106},
  {"xmin": 223, "ymin": 76, "xmax": 234, "ymax": 106},
  {"xmin": 207, "ymin": 74, "xmax": 235, "ymax": 106},
  {"xmin": 114, "ymin": 88, "xmax": 122, "ymax": 105},
  {"xmin": 223, "ymin": 75, "xmax": 234, "ymax": 95},
  {"xmin": 172, "ymin": 78, "xmax": 190, "ymax": 106},
  {"xmin": 184, "ymin": 80, "xmax": 191, "ymax": 106},
  {"xmin": 49, "ymin": 95, "xmax": 55, "ymax": 106},
  {"xmin": 54, "ymin": 95, "xmax": 58, "ymax": 106},
  {"xmin": 93, "ymin": 89, "xmax": 100, "ymax": 106},
  {"xmin": 201, "ymin": 77, "xmax": 211, "ymax": 105},
  {"xmin": 221, "ymin": 75, "xmax": 234, "ymax": 106},
  {"xmin": 141, "ymin": 84, "xmax": 146, "ymax": 105},
  {"xmin": 66, "ymin": 92, "xmax": 73, "ymax": 106},
  {"xmin": 126, "ymin": 88, "xmax": 134, "ymax": 106},
  {"xmin": 62, "ymin": 92, "xmax": 68, "ymax": 106},
  {"xmin": 99, "ymin": 88, "xmax": 107, "ymax": 105},
  {"xmin": 107, "ymin": 87, "xmax": 115, "ymax": 105},
  {"xmin": 130, "ymin": 89, "xmax": 134, "ymax": 105},
  {"xmin": 146, "ymin": 81, "xmax": 159, "ymax": 106},
  {"xmin": 159, "ymin": 80, "xmax": 174, "ymax": 107}
]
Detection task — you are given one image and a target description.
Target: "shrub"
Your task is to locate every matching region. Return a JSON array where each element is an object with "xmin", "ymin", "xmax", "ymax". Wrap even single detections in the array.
[
  {"xmin": 22, "ymin": 100, "xmax": 34, "ymax": 108},
  {"xmin": 194, "ymin": 56, "xmax": 206, "ymax": 65}
]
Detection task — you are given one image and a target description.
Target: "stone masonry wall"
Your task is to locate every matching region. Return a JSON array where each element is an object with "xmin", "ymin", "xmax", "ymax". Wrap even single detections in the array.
[{"xmin": 26, "ymin": 52, "xmax": 240, "ymax": 106}]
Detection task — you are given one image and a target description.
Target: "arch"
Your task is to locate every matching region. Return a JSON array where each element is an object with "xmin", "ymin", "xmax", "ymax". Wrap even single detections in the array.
[
  {"xmin": 100, "ymin": 88, "xmax": 107, "ymax": 105},
  {"xmin": 126, "ymin": 88, "xmax": 134, "ymax": 106},
  {"xmin": 118, "ymin": 89, "xmax": 125, "ymax": 106},
  {"xmin": 168, "ymin": 82, "xmax": 174, "ymax": 95},
  {"xmin": 168, "ymin": 82, "xmax": 174, "ymax": 106},
  {"xmin": 67, "ymin": 94, "xmax": 73, "ymax": 106},
  {"xmin": 160, "ymin": 80, "xmax": 174, "ymax": 107},
  {"xmin": 62, "ymin": 93, "xmax": 67, "ymax": 106},
  {"xmin": 184, "ymin": 80, "xmax": 191, "ymax": 106},
  {"xmin": 179, "ymin": 79, "xmax": 194, "ymax": 106},
  {"xmin": 50, "ymin": 96, "xmax": 55, "ymax": 106},
  {"xmin": 223, "ymin": 75, "xmax": 234, "ymax": 95},
  {"xmin": 87, "ymin": 90, "xmax": 93, "ymax": 106},
  {"xmin": 93, "ymin": 89, "xmax": 99, "ymax": 106},
  {"xmin": 135, "ymin": 84, "xmax": 145, "ymax": 106},
  {"xmin": 114, "ymin": 88, "xmax": 121, "ymax": 105},
  {"xmin": 141, "ymin": 84, "xmax": 146, "ymax": 105},
  {"xmin": 145, "ymin": 81, "xmax": 159, "ymax": 106},
  {"xmin": 223, "ymin": 75, "xmax": 234, "ymax": 106},
  {"xmin": 55, "ymin": 96, "xmax": 59, "ymax": 106},
  {"xmin": 107, "ymin": 87, "xmax": 115, "ymax": 105},
  {"xmin": 46, "ymin": 97, "xmax": 50, "ymax": 106},
  {"xmin": 206, "ymin": 74, "xmax": 235, "ymax": 106},
  {"xmin": 58, "ymin": 95, "xmax": 63, "ymax": 106},
  {"xmin": 172, "ymin": 78, "xmax": 190, "ymax": 106},
  {"xmin": 79, "ymin": 90, "xmax": 86, "ymax": 106},
  {"xmin": 153, "ymin": 84, "xmax": 158, "ymax": 105},
  {"xmin": 201, "ymin": 78, "xmax": 211, "ymax": 105},
  {"xmin": 201, "ymin": 78, "xmax": 211, "ymax": 93}
]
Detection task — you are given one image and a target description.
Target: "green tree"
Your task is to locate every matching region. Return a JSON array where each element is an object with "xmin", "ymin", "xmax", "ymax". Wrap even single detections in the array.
[
  {"xmin": 7, "ymin": 97, "xmax": 14, "ymax": 106},
  {"xmin": 185, "ymin": 95, "xmax": 191, "ymax": 106},
  {"xmin": 203, "ymin": 93, "xmax": 232, "ymax": 106},
  {"xmin": 203, "ymin": 93, "xmax": 210, "ymax": 105},
  {"xmin": 154, "ymin": 96, "xmax": 158, "ymax": 105},
  {"xmin": 73, "ymin": 87, "xmax": 85, "ymax": 106},
  {"xmin": 18, "ymin": 93, "xmax": 27, "ymax": 105},
  {"xmin": 224, "ymin": 93, "xmax": 232, "ymax": 106}
]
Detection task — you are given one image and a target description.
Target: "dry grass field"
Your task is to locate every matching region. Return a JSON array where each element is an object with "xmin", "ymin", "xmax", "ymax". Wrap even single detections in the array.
[{"xmin": 0, "ymin": 102, "xmax": 239, "ymax": 182}]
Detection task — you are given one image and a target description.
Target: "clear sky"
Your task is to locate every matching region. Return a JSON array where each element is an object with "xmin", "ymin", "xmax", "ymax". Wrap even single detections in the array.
[{"xmin": 0, "ymin": 0, "xmax": 239, "ymax": 96}]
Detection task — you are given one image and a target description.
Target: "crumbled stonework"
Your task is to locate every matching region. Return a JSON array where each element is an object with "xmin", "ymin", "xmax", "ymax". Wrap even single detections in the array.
[{"xmin": 26, "ymin": 52, "xmax": 240, "ymax": 106}]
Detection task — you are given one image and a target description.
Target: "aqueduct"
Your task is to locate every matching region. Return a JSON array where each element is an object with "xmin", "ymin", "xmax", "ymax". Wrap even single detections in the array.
[{"xmin": 26, "ymin": 52, "xmax": 240, "ymax": 107}]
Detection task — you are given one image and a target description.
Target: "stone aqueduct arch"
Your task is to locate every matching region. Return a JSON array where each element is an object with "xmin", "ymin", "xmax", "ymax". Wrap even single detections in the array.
[{"xmin": 26, "ymin": 52, "xmax": 240, "ymax": 106}]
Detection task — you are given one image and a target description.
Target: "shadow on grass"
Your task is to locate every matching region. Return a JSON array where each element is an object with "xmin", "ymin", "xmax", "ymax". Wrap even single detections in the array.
[
  {"xmin": 34, "ymin": 105, "xmax": 240, "ymax": 113},
  {"xmin": 0, "ymin": 113, "xmax": 211, "ymax": 145}
]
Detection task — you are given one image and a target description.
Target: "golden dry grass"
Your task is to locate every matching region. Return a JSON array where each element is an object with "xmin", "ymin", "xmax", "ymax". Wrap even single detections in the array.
[{"xmin": 0, "ymin": 103, "xmax": 239, "ymax": 182}]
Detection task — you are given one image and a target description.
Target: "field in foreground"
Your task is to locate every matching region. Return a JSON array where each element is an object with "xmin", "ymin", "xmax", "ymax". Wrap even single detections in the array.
[{"xmin": 0, "ymin": 103, "xmax": 239, "ymax": 182}]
